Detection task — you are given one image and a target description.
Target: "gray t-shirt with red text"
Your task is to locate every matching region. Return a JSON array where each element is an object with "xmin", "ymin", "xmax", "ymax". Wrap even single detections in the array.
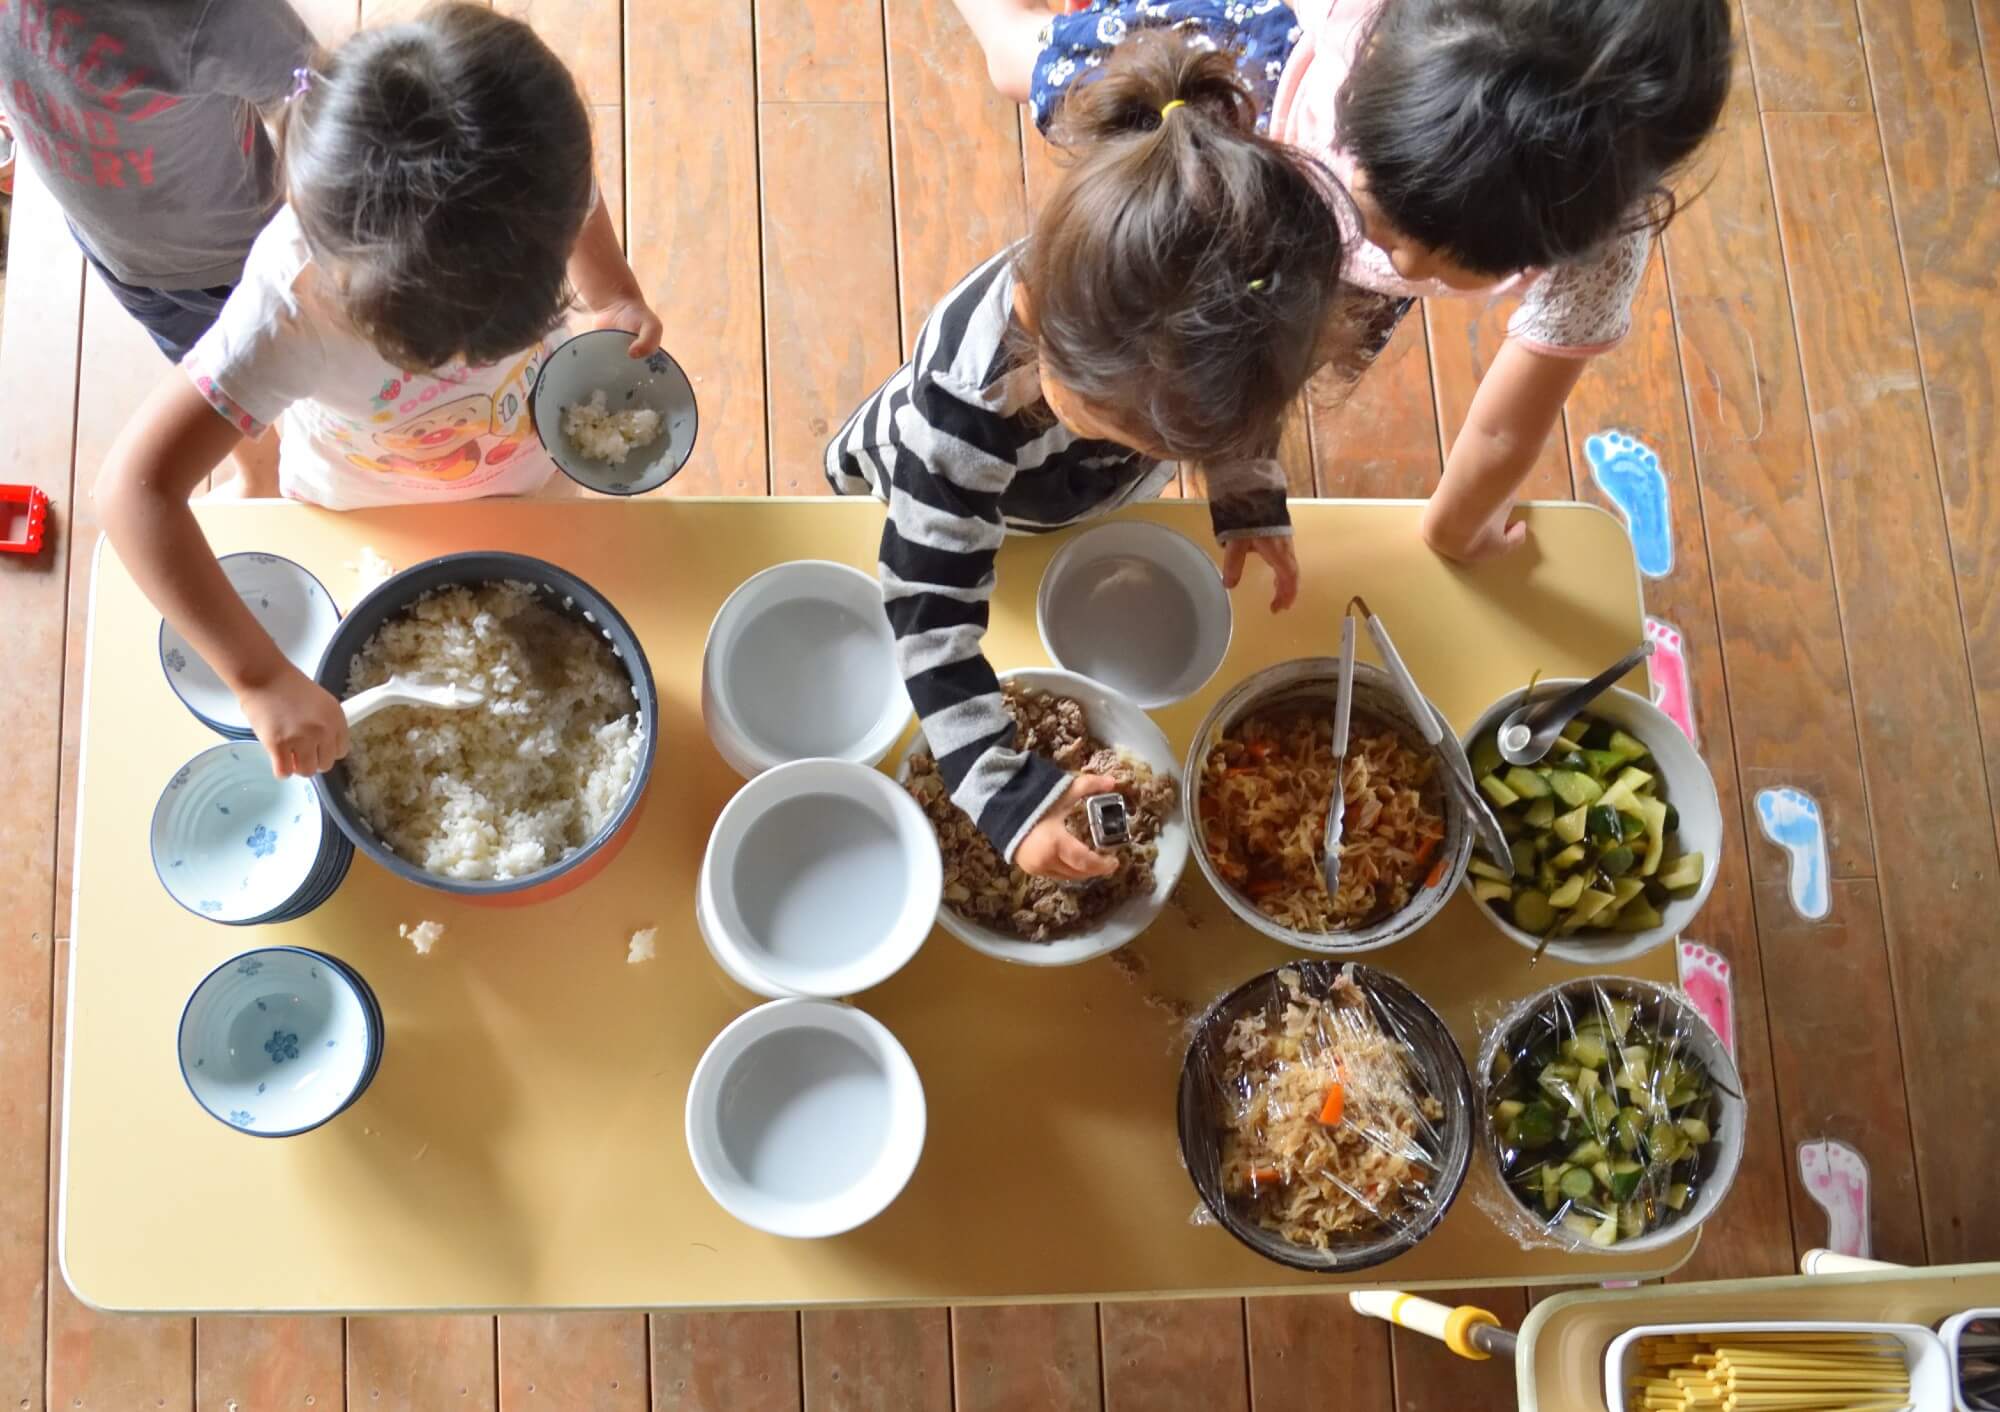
[{"xmin": 0, "ymin": 0, "xmax": 313, "ymax": 289}]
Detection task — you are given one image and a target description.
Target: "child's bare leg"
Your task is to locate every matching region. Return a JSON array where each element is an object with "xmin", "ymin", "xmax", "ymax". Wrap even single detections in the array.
[
  {"xmin": 950, "ymin": 0, "xmax": 1050, "ymax": 99},
  {"xmin": 206, "ymin": 426, "xmax": 280, "ymax": 499}
]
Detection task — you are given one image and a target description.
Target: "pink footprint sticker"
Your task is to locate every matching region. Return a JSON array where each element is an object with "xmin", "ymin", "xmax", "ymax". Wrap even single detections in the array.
[
  {"xmin": 1676, "ymin": 940, "xmax": 1734, "ymax": 1059},
  {"xmin": 1645, "ymin": 616, "xmax": 1698, "ymax": 748},
  {"xmin": 1798, "ymin": 1139, "xmax": 1872, "ymax": 1258}
]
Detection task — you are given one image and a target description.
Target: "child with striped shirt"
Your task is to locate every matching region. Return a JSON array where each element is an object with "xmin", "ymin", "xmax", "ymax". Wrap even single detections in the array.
[{"xmin": 828, "ymin": 35, "xmax": 1371, "ymax": 880}]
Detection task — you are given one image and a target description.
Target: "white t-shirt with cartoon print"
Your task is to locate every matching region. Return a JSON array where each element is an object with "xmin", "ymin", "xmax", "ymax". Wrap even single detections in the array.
[{"xmin": 182, "ymin": 205, "xmax": 558, "ymax": 509}]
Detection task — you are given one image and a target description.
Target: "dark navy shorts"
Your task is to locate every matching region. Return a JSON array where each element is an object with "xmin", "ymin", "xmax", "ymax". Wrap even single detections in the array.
[{"xmin": 71, "ymin": 228, "xmax": 234, "ymax": 364}]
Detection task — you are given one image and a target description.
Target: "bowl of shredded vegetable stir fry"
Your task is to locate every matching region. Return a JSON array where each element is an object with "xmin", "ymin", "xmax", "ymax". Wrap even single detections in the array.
[
  {"xmin": 1184, "ymin": 658, "xmax": 1471, "ymax": 953},
  {"xmin": 1177, "ymin": 960, "xmax": 1475, "ymax": 1271}
]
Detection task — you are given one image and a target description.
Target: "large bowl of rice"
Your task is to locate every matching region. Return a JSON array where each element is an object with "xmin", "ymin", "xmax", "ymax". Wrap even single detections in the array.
[{"xmin": 313, "ymin": 551, "xmax": 658, "ymax": 901}]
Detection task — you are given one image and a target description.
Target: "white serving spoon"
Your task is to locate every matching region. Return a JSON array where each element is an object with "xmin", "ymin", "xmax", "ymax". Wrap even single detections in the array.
[{"xmin": 342, "ymin": 675, "xmax": 485, "ymax": 728}]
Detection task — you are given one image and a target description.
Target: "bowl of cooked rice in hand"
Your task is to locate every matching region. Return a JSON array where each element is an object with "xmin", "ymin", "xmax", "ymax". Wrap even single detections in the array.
[
  {"xmin": 531, "ymin": 330, "xmax": 698, "ymax": 495},
  {"xmin": 896, "ymin": 668, "xmax": 1187, "ymax": 966},
  {"xmin": 1185, "ymin": 659, "xmax": 1473, "ymax": 953},
  {"xmin": 1177, "ymin": 960, "xmax": 1475, "ymax": 1272},
  {"xmin": 314, "ymin": 552, "xmax": 657, "ymax": 902}
]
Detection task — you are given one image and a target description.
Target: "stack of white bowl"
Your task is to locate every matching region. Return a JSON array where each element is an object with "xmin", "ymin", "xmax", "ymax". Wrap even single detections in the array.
[
  {"xmin": 177, "ymin": 946, "xmax": 383, "ymax": 1137},
  {"xmin": 159, "ymin": 553, "xmax": 340, "ymax": 739},
  {"xmin": 691, "ymin": 559, "xmax": 937, "ymax": 1238},
  {"xmin": 151, "ymin": 741, "xmax": 353, "ymax": 926}
]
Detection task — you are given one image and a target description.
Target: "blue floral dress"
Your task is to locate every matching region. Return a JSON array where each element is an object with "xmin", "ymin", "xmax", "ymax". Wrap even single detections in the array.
[{"xmin": 1029, "ymin": 0, "xmax": 1303, "ymax": 136}]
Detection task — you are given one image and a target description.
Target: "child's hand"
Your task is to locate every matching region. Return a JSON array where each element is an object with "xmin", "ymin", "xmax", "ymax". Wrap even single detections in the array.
[
  {"xmin": 1221, "ymin": 535, "xmax": 1300, "ymax": 612},
  {"xmin": 1423, "ymin": 505, "xmax": 1529, "ymax": 563},
  {"xmin": 239, "ymin": 665, "xmax": 350, "ymax": 778},
  {"xmin": 1014, "ymin": 773, "xmax": 1122, "ymax": 880},
  {"xmin": 587, "ymin": 295, "xmax": 664, "ymax": 359}
]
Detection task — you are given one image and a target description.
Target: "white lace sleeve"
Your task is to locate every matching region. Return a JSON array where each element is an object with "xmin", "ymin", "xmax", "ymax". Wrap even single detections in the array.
[{"xmin": 1507, "ymin": 227, "xmax": 1652, "ymax": 357}]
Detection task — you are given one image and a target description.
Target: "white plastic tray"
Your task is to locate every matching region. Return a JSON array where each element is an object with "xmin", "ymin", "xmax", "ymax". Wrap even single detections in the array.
[{"xmin": 1603, "ymin": 1319, "xmax": 1949, "ymax": 1412}]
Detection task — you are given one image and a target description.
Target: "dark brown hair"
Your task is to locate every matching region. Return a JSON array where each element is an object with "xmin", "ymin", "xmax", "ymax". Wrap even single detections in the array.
[
  {"xmin": 1337, "ymin": 0, "xmax": 1731, "ymax": 275},
  {"xmin": 279, "ymin": 3, "xmax": 595, "ymax": 370},
  {"xmin": 1021, "ymin": 34, "xmax": 1369, "ymax": 468}
]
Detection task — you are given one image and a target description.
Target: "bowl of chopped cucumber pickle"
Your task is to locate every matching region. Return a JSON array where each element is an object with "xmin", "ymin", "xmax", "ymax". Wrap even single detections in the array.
[
  {"xmin": 1478, "ymin": 977, "xmax": 1744, "ymax": 1254},
  {"xmin": 1459, "ymin": 683, "xmax": 1720, "ymax": 963}
]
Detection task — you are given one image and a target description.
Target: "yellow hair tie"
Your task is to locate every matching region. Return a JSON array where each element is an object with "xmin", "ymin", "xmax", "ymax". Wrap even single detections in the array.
[{"xmin": 1159, "ymin": 99, "xmax": 1187, "ymax": 118}]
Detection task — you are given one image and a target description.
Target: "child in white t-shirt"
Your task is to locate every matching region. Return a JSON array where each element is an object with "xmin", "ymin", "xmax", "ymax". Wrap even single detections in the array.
[{"xmin": 98, "ymin": 2, "xmax": 660, "ymax": 779}]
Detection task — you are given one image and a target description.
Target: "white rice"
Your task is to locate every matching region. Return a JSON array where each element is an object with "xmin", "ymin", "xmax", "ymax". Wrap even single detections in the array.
[
  {"xmin": 626, "ymin": 926, "xmax": 657, "ymax": 964},
  {"xmin": 400, "ymin": 919, "xmax": 446, "ymax": 955},
  {"xmin": 560, "ymin": 390, "xmax": 661, "ymax": 465},
  {"xmin": 343, "ymin": 581, "xmax": 644, "ymax": 881}
]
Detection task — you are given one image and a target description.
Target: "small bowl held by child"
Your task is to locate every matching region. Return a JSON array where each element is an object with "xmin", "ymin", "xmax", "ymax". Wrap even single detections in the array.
[
  {"xmin": 701, "ymin": 560, "xmax": 908, "ymax": 779},
  {"xmin": 1459, "ymin": 682, "xmax": 1721, "ymax": 964},
  {"xmin": 177, "ymin": 947, "xmax": 382, "ymax": 1137},
  {"xmin": 530, "ymin": 329, "xmax": 698, "ymax": 495},
  {"xmin": 159, "ymin": 553, "xmax": 340, "ymax": 737},
  {"xmin": 698, "ymin": 759, "xmax": 942, "ymax": 998},
  {"xmin": 1036, "ymin": 520, "xmax": 1233, "ymax": 709},
  {"xmin": 685, "ymin": 997, "xmax": 926, "ymax": 1238}
]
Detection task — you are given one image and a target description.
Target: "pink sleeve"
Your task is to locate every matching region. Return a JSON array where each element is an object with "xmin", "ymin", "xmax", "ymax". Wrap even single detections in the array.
[{"xmin": 1507, "ymin": 228, "xmax": 1652, "ymax": 357}]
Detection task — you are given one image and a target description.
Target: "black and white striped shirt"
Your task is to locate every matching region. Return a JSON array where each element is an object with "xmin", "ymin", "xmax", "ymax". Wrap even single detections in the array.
[{"xmin": 825, "ymin": 245, "xmax": 1289, "ymax": 861}]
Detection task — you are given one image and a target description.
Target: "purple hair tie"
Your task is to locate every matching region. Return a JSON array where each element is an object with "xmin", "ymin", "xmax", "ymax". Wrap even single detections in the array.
[{"xmin": 290, "ymin": 66, "xmax": 314, "ymax": 101}]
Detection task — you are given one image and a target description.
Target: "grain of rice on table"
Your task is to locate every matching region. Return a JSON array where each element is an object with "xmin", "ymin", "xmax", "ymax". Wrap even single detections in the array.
[{"xmin": 342, "ymin": 581, "xmax": 642, "ymax": 881}]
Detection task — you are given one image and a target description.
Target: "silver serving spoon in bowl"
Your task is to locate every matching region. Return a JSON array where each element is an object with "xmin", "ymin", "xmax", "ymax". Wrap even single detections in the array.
[
  {"xmin": 1321, "ymin": 612, "xmax": 1358, "ymax": 900},
  {"xmin": 342, "ymin": 673, "xmax": 485, "ymax": 728},
  {"xmin": 1495, "ymin": 641, "xmax": 1656, "ymax": 766}
]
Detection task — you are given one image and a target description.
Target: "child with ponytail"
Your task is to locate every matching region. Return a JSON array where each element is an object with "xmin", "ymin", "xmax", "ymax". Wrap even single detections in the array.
[
  {"xmin": 828, "ymin": 34, "xmax": 1369, "ymax": 879},
  {"xmin": 959, "ymin": 0, "xmax": 1732, "ymax": 561}
]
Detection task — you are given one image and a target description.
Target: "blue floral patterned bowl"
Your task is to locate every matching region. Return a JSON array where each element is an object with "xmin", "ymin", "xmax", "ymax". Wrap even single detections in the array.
[
  {"xmin": 151, "ymin": 743, "xmax": 329, "ymax": 925},
  {"xmin": 159, "ymin": 553, "xmax": 340, "ymax": 737},
  {"xmin": 177, "ymin": 947, "xmax": 381, "ymax": 1138}
]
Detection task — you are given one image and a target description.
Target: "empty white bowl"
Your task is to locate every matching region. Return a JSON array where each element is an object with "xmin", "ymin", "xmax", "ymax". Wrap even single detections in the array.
[
  {"xmin": 1037, "ymin": 521, "xmax": 1233, "ymax": 709},
  {"xmin": 685, "ymin": 998, "xmax": 925, "ymax": 1238},
  {"xmin": 1460, "ymin": 683, "xmax": 1722, "ymax": 964},
  {"xmin": 160, "ymin": 553, "xmax": 339, "ymax": 736},
  {"xmin": 895, "ymin": 667, "xmax": 1190, "ymax": 966},
  {"xmin": 178, "ymin": 947, "xmax": 381, "ymax": 1137},
  {"xmin": 530, "ymin": 329, "xmax": 698, "ymax": 494},
  {"xmin": 698, "ymin": 759, "xmax": 942, "ymax": 998},
  {"xmin": 151, "ymin": 743, "xmax": 327, "ymax": 924},
  {"xmin": 702, "ymin": 560, "xmax": 908, "ymax": 779}
]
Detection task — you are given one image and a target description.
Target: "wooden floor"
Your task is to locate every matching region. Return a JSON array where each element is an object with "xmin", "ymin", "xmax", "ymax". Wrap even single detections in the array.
[{"xmin": 2, "ymin": 0, "xmax": 1996, "ymax": 1405}]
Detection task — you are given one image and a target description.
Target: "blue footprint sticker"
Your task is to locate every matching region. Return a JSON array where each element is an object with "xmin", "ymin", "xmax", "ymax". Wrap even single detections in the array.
[
  {"xmin": 1586, "ymin": 430, "xmax": 1674, "ymax": 577},
  {"xmin": 1755, "ymin": 785, "xmax": 1830, "ymax": 920}
]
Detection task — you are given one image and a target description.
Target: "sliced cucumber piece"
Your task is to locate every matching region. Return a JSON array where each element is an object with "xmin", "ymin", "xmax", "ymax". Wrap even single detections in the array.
[
  {"xmin": 1479, "ymin": 773, "xmax": 1521, "ymax": 808},
  {"xmin": 1503, "ymin": 765, "xmax": 1553, "ymax": 800},
  {"xmin": 1549, "ymin": 874, "xmax": 1587, "ymax": 909},
  {"xmin": 1511, "ymin": 890, "xmax": 1556, "ymax": 933},
  {"xmin": 1548, "ymin": 769, "xmax": 1604, "ymax": 808},
  {"xmin": 1523, "ymin": 795, "xmax": 1557, "ymax": 829}
]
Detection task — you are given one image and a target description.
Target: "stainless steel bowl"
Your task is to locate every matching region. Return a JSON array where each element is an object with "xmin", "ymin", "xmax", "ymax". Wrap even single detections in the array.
[{"xmin": 1183, "ymin": 657, "xmax": 1473, "ymax": 953}]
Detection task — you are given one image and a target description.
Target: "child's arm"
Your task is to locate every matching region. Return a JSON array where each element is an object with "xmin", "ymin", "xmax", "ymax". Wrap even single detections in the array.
[
  {"xmin": 875, "ymin": 373, "xmax": 1117, "ymax": 880},
  {"xmin": 97, "ymin": 376, "xmax": 349, "ymax": 777},
  {"xmin": 1208, "ymin": 461, "xmax": 1301, "ymax": 612},
  {"xmin": 1422, "ymin": 338, "xmax": 1586, "ymax": 562},
  {"xmin": 567, "ymin": 191, "xmax": 663, "ymax": 358},
  {"xmin": 950, "ymin": 0, "xmax": 1050, "ymax": 100}
]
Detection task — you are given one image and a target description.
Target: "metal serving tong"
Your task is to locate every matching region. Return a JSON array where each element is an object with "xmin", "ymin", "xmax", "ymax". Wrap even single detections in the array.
[
  {"xmin": 1320, "ymin": 612, "xmax": 1358, "ymax": 899},
  {"xmin": 1347, "ymin": 595, "xmax": 1512, "ymax": 873}
]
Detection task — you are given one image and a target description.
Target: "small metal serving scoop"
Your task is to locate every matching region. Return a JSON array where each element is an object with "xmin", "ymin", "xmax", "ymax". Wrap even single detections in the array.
[
  {"xmin": 1496, "ymin": 640, "xmax": 1656, "ymax": 766},
  {"xmin": 1321, "ymin": 612, "xmax": 1358, "ymax": 900},
  {"xmin": 342, "ymin": 673, "xmax": 485, "ymax": 728},
  {"xmin": 1084, "ymin": 792, "xmax": 1130, "ymax": 850}
]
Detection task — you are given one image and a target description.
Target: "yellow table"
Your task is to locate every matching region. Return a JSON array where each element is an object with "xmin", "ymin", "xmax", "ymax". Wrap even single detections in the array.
[{"xmin": 63, "ymin": 498, "xmax": 1693, "ymax": 1313}]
